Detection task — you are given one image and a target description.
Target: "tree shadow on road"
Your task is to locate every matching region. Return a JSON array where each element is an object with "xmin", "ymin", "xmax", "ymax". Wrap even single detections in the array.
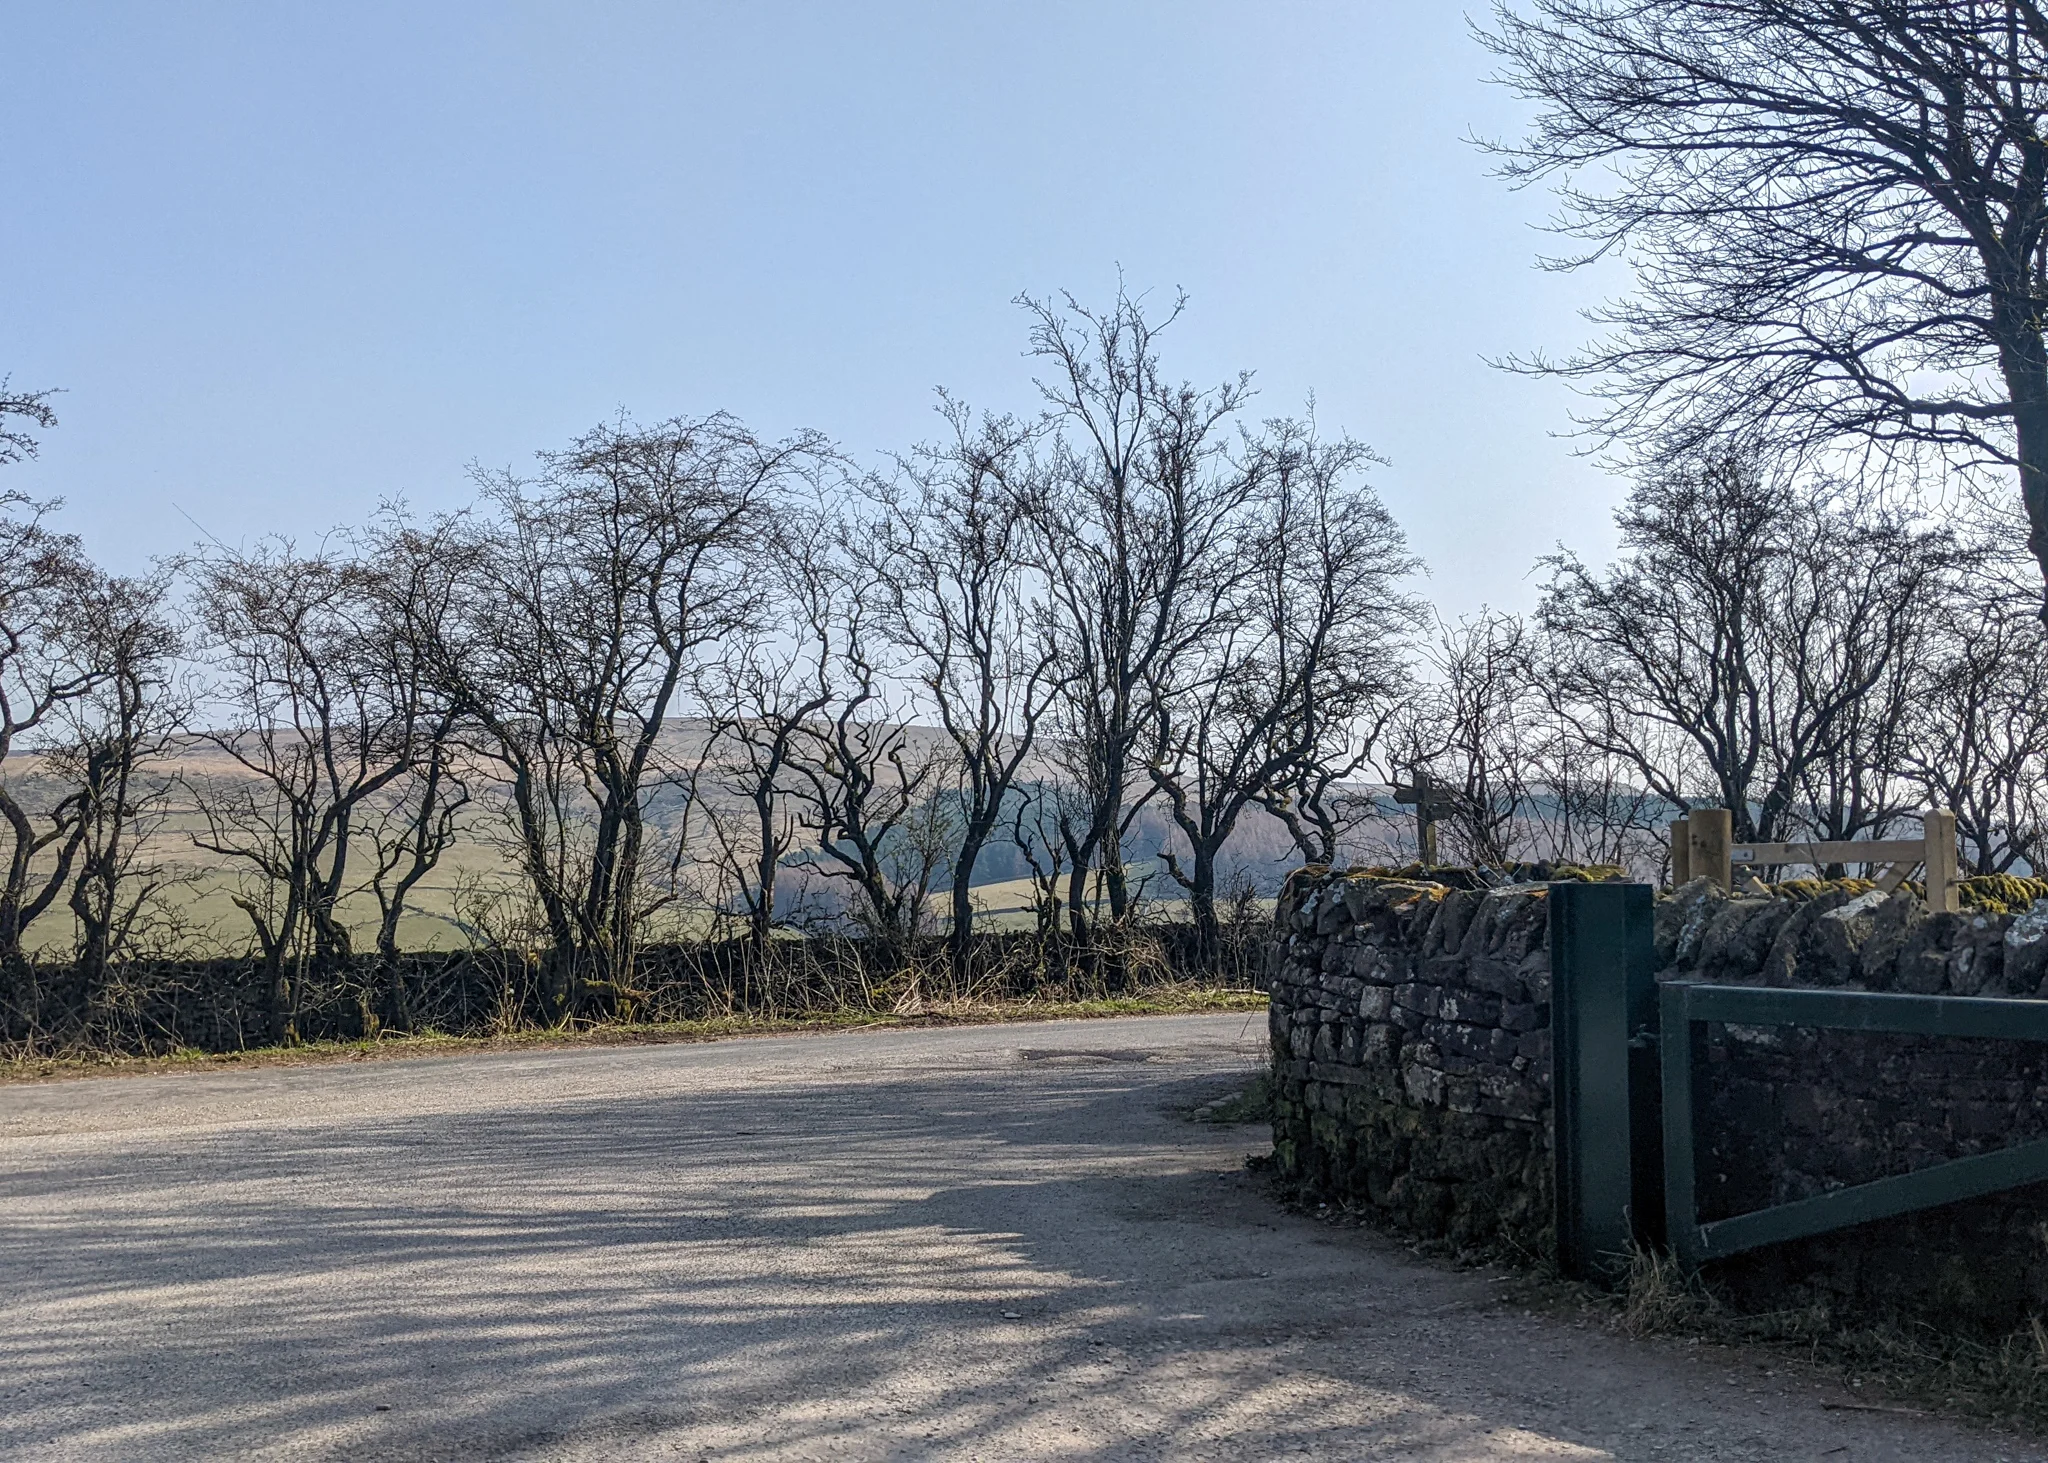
[{"xmin": 0, "ymin": 1051, "xmax": 1989, "ymax": 1461}]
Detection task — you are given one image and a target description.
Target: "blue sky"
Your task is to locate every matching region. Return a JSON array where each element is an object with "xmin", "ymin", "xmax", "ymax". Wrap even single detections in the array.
[{"xmin": 2, "ymin": 2, "xmax": 1626, "ymax": 615}]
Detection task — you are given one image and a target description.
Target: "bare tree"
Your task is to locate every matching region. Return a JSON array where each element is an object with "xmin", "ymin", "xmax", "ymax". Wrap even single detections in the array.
[
  {"xmin": 1899, "ymin": 528, "xmax": 2048, "ymax": 873},
  {"xmin": 1538, "ymin": 449, "xmax": 1957, "ymax": 846},
  {"xmin": 1788, "ymin": 605, "xmax": 1926, "ymax": 857},
  {"xmin": 0, "ymin": 495, "xmax": 114, "ymax": 972},
  {"xmin": 360, "ymin": 743, "xmax": 468, "ymax": 1015},
  {"xmin": 1148, "ymin": 419, "xmax": 1418, "ymax": 957},
  {"xmin": 865, "ymin": 399, "xmax": 1061, "ymax": 988},
  {"xmin": 442, "ymin": 415, "xmax": 826, "ymax": 1015},
  {"xmin": 1379, "ymin": 614, "xmax": 1671, "ymax": 874},
  {"xmin": 1391, "ymin": 612, "xmax": 1545, "ymax": 868},
  {"xmin": 184, "ymin": 541, "xmax": 428, "ymax": 1038},
  {"xmin": 0, "ymin": 379, "xmax": 58, "ymax": 466},
  {"xmin": 1257, "ymin": 704, "xmax": 1400, "ymax": 869},
  {"xmin": 1527, "ymin": 702, "xmax": 1671, "ymax": 872},
  {"xmin": 356, "ymin": 515, "xmax": 472, "ymax": 1020},
  {"xmin": 52, "ymin": 571, "xmax": 186, "ymax": 988},
  {"xmin": 784, "ymin": 546, "xmax": 953, "ymax": 958},
  {"xmin": 0, "ymin": 398, "xmax": 185, "ymax": 1033},
  {"xmin": 1006, "ymin": 782, "xmax": 1072, "ymax": 944},
  {"xmin": 1481, "ymin": 1, "xmax": 2048, "ymax": 609},
  {"xmin": 691, "ymin": 515, "xmax": 835, "ymax": 953},
  {"xmin": 1244, "ymin": 422, "xmax": 1418, "ymax": 867},
  {"xmin": 1018, "ymin": 287, "xmax": 1256, "ymax": 940},
  {"xmin": 791, "ymin": 710, "xmax": 953, "ymax": 951},
  {"xmin": 690, "ymin": 697, "xmax": 819, "ymax": 953}
]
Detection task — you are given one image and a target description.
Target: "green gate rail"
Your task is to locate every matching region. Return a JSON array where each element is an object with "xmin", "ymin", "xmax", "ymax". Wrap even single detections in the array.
[{"xmin": 1660, "ymin": 982, "xmax": 2048, "ymax": 1265}]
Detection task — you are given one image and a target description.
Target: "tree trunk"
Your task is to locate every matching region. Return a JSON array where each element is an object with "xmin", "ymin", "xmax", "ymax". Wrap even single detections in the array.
[
  {"xmin": 0, "ymin": 899, "xmax": 22, "ymax": 972},
  {"xmin": 260, "ymin": 879, "xmax": 306, "ymax": 1045},
  {"xmin": 265, "ymin": 949, "xmax": 291, "ymax": 1046},
  {"xmin": 947, "ymin": 835, "xmax": 984, "ymax": 994},
  {"xmin": 0, "ymin": 790, "xmax": 41, "ymax": 969},
  {"xmin": 1100, "ymin": 763, "xmax": 1130, "ymax": 922},
  {"xmin": 508, "ymin": 800, "xmax": 579, "ymax": 1022},
  {"xmin": 375, "ymin": 927, "xmax": 407, "ymax": 1033},
  {"xmin": 69, "ymin": 871, "xmax": 110, "ymax": 1008},
  {"xmin": 1188, "ymin": 842, "xmax": 1219, "ymax": 971},
  {"xmin": 1103, "ymin": 850, "xmax": 1129, "ymax": 922},
  {"xmin": 2013, "ymin": 394, "xmax": 2048, "ymax": 621},
  {"xmin": 1994, "ymin": 287, "xmax": 2048, "ymax": 619},
  {"xmin": 751, "ymin": 807, "xmax": 777, "ymax": 954},
  {"xmin": 1063, "ymin": 857, "xmax": 1091, "ymax": 946}
]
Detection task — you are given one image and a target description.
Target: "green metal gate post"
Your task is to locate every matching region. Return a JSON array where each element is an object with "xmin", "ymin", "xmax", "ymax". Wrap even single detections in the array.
[{"xmin": 1550, "ymin": 881, "xmax": 1662, "ymax": 1281}]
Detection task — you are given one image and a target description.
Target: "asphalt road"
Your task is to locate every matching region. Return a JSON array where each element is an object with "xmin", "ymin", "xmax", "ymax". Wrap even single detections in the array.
[{"xmin": 1, "ymin": 1013, "xmax": 2037, "ymax": 1461}]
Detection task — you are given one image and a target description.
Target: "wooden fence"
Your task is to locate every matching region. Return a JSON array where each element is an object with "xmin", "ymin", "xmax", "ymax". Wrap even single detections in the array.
[{"xmin": 1668, "ymin": 808, "xmax": 1958, "ymax": 913}]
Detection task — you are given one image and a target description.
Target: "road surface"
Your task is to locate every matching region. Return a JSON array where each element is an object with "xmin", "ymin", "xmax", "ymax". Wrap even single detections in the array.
[{"xmin": 1, "ymin": 1013, "xmax": 2035, "ymax": 1460}]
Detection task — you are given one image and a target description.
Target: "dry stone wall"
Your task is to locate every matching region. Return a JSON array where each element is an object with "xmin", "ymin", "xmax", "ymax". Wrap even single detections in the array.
[
  {"xmin": 1267, "ymin": 872, "xmax": 1554, "ymax": 1256},
  {"xmin": 1270, "ymin": 867, "xmax": 2048, "ymax": 1338},
  {"xmin": 1657, "ymin": 880, "xmax": 2048, "ymax": 1336}
]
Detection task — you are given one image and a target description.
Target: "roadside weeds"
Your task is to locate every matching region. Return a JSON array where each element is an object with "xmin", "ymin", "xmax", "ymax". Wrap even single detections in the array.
[{"xmin": 1606, "ymin": 1238, "xmax": 2048, "ymax": 1434}]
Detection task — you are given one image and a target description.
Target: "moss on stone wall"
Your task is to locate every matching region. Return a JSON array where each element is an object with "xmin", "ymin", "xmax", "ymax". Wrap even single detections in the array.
[{"xmin": 1959, "ymin": 873, "xmax": 2048, "ymax": 915}]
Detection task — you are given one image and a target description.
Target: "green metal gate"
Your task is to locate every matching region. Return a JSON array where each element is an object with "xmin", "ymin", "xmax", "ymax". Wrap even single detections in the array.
[{"xmin": 1549, "ymin": 881, "xmax": 2048, "ymax": 1281}]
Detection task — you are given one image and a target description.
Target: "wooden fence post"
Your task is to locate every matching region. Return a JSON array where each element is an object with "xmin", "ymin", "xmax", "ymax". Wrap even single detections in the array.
[
  {"xmin": 1923, "ymin": 809, "xmax": 1958, "ymax": 914},
  {"xmin": 1687, "ymin": 809, "xmax": 1733, "ymax": 893},
  {"xmin": 1669, "ymin": 817, "xmax": 1691, "ymax": 886}
]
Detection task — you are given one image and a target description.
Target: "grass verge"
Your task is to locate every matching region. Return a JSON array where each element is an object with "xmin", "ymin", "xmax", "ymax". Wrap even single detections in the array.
[
  {"xmin": 1191, "ymin": 1071, "xmax": 1274, "ymax": 1124},
  {"xmin": 1607, "ymin": 1240, "xmax": 2048, "ymax": 1431},
  {"xmin": 2, "ymin": 987, "xmax": 1268, "ymax": 1085}
]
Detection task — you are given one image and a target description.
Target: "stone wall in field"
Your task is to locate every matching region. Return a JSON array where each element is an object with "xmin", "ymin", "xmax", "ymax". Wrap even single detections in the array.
[
  {"xmin": 3, "ymin": 923, "xmax": 1262, "ymax": 1058},
  {"xmin": 1268, "ymin": 866, "xmax": 2048, "ymax": 1339}
]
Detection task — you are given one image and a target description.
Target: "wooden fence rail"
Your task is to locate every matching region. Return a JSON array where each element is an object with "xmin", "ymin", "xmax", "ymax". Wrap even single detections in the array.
[{"xmin": 1667, "ymin": 808, "xmax": 1958, "ymax": 913}]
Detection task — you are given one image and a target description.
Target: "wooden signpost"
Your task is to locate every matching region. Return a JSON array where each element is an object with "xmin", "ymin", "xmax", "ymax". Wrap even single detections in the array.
[
  {"xmin": 1666, "ymin": 808, "xmax": 1959, "ymax": 912},
  {"xmin": 1392, "ymin": 775, "xmax": 1471, "ymax": 866}
]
